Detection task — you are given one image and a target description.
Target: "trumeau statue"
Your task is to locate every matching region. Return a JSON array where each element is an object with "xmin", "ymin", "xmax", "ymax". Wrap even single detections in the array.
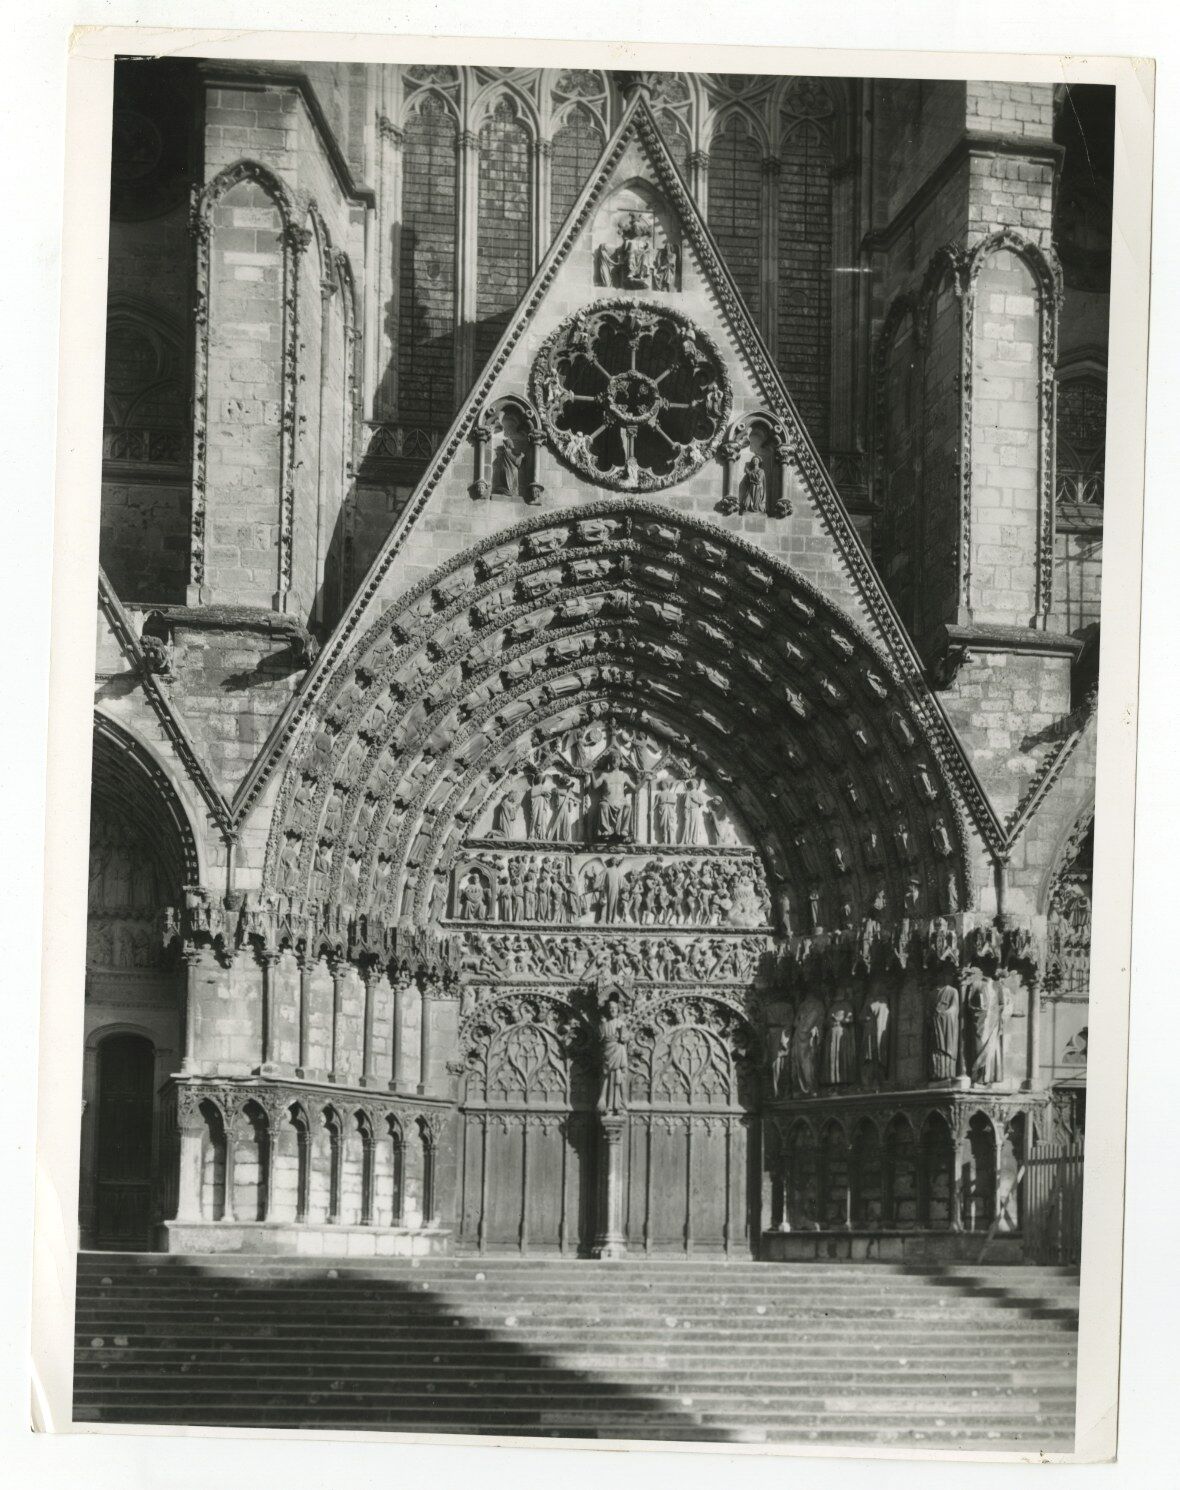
[{"xmin": 596, "ymin": 994, "xmax": 630, "ymax": 1114}]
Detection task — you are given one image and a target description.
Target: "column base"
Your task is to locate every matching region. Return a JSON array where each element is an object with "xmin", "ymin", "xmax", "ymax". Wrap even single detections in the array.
[{"xmin": 591, "ymin": 1237, "xmax": 628, "ymax": 1260}]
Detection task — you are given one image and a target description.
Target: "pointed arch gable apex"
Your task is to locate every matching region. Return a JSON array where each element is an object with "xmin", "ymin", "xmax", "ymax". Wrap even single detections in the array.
[{"xmin": 227, "ymin": 96, "xmax": 1008, "ymax": 858}]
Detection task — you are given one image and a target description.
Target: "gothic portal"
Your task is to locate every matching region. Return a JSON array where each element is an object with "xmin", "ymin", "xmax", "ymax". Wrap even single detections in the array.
[{"xmin": 84, "ymin": 62, "xmax": 1104, "ymax": 1260}]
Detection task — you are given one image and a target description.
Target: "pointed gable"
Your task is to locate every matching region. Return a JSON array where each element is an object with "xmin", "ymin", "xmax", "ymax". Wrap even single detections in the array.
[{"xmin": 232, "ymin": 98, "xmax": 1002, "ymax": 855}]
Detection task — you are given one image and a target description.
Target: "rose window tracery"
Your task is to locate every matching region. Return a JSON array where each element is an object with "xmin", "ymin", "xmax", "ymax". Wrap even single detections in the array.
[{"xmin": 531, "ymin": 301, "xmax": 731, "ymax": 491}]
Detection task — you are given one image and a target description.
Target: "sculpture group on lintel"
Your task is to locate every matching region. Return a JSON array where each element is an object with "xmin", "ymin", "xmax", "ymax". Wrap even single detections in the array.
[
  {"xmin": 452, "ymin": 848, "xmax": 771, "ymax": 931},
  {"xmin": 457, "ymin": 929, "xmax": 770, "ymax": 986}
]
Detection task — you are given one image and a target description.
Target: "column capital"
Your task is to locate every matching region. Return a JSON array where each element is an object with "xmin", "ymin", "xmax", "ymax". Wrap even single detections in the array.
[{"xmin": 377, "ymin": 113, "xmax": 405, "ymax": 147}]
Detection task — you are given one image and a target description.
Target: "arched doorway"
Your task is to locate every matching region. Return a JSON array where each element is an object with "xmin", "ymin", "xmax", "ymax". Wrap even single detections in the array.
[
  {"xmin": 81, "ymin": 718, "xmax": 198, "ymax": 1248},
  {"xmin": 94, "ymin": 1032, "xmax": 156, "ymax": 1248}
]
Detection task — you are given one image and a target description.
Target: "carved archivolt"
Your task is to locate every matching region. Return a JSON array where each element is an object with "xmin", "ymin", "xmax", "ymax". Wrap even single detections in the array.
[{"xmin": 262, "ymin": 502, "xmax": 969, "ymax": 947}]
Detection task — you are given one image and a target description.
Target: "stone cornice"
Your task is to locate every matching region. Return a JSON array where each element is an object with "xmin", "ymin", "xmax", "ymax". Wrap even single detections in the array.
[
  {"xmin": 196, "ymin": 62, "xmax": 377, "ymax": 208},
  {"xmin": 863, "ymin": 131, "xmax": 1065, "ymax": 254}
]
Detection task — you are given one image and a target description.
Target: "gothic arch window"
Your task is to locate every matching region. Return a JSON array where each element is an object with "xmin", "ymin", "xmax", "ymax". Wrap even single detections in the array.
[
  {"xmin": 550, "ymin": 103, "xmax": 607, "ymax": 237},
  {"xmin": 648, "ymin": 72, "xmax": 695, "ymax": 178},
  {"xmin": 100, "ymin": 303, "xmax": 192, "ymax": 603},
  {"xmin": 1053, "ymin": 362, "xmax": 1105, "ymax": 633},
  {"xmin": 707, "ymin": 112, "xmax": 764, "ymax": 319},
  {"xmin": 776, "ymin": 78, "xmax": 837, "ymax": 451},
  {"xmin": 103, "ymin": 304, "xmax": 190, "ymax": 470},
  {"xmin": 398, "ymin": 93, "xmax": 459, "ymax": 429},
  {"xmin": 475, "ymin": 94, "xmax": 534, "ymax": 373},
  {"xmin": 1056, "ymin": 365, "xmax": 1107, "ymax": 510}
]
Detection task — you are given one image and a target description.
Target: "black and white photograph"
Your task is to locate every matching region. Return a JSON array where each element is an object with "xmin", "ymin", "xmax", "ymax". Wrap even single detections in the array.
[{"xmin": 21, "ymin": 18, "xmax": 1155, "ymax": 1475}]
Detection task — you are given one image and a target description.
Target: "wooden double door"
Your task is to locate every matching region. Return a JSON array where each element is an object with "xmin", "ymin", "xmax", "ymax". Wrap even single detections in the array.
[{"xmin": 456, "ymin": 997, "xmax": 758, "ymax": 1256}]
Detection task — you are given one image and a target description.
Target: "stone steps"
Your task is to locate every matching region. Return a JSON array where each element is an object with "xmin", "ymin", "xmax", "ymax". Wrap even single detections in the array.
[{"xmin": 73, "ymin": 1252, "xmax": 1078, "ymax": 1448}]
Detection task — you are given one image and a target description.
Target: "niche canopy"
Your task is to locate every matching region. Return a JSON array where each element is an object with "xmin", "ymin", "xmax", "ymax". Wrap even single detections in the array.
[{"xmin": 531, "ymin": 300, "xmax": 732, "ymax": 493}]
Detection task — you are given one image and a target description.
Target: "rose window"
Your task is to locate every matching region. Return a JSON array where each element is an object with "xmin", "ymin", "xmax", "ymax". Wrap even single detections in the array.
[{"xmin": 530, "ymin": 300, "xmax": 732, "ymax": 492}]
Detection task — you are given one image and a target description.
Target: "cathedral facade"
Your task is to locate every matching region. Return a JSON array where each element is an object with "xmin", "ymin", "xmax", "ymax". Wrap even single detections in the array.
[{"xmin": 85, "ymin": 60, "xmax": 1106, "ymax": 1259}]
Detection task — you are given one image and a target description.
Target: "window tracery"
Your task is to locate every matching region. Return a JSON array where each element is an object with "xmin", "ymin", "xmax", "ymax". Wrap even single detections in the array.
[{"xmin": 531, "ymin": 301, "xmax": 730, "ymax": 491}]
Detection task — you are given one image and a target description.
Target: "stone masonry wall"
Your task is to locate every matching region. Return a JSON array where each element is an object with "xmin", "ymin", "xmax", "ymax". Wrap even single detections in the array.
[{"xmin": 968, "ymin": 247, "xmax": 1043, "ymax": 626}]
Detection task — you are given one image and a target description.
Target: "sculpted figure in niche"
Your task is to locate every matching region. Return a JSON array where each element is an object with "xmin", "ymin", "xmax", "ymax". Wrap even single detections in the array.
[
  {"xmin": 525, "ymin": 774, "xmax": 552, "ymax": 839},
  {"xmin": 548, "ymin": 774, "xmax": 581, "ymax": 841},
  {"xmin": 492, "ymin": 782, "xmax": 525, "ymax": 839},
  {"xmin": 652, "ymin": 241, "xmax": 678, "ymax": 291},
  {"xmin": 653, "ymin": 778, "xmax": 682, "ymax": 844},
  {"xmin": 927, "ymin": 978, "xmax": 960, "ymax": 1080},
  {"xmin": 859, "ymin": 986, "xmax": 891, "ymax": 1085},
  {"xmin": 790, "ymin": 994, "xmax": 825, "ymax": 1096},
  {"xmin": 822, "ymin": 996, "xmax": 857, "ymax": 1087},
  {"xmin": 590, "ymin": 750, "xmax": 637, "ymax": 841},
  {"xmin": 738, "ymin": 454, "xmax": 767, "ymax": 515},
  {"xmin": 597, "ymin": 995, "xmax": 630, "ymax": 1112},
  {"xmin": 684, "ymin": 778, "xmax": 720, "ymax": 847},
  {"xmin": 963, "ymin": 966, "xmax": 1006, "ymax": 1085},
  {"xmin": 457, "ymin": 870, "xmax": 489, "ymax": 921},
  {"xmin": 597, "ymin": 856, "xmax": 629, "ymax": 924},
  {"xmin": 766, "ymin": 1000, "xmax": 794, "ymax": 1099}
]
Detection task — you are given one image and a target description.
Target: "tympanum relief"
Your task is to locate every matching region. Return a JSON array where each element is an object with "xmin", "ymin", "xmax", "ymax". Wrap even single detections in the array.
[{"xmin": 449, "ymin": 724, "xmax": 774, "ymax": 987}]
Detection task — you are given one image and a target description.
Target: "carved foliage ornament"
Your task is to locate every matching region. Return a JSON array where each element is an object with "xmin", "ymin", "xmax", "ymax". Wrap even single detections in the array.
[{"xmin": 531, "ymin": 301, "xmax": 731, "ymax": 492}]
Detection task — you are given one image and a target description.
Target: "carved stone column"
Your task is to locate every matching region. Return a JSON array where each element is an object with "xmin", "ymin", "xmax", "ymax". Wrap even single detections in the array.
[
  {"xmin": 455, "ymin": 128, "xmax": 481, "ymax": 397},
  {"xmin": 1023, "ymin": 971, "xmax": 1044, "ymax": 1092},
  {"xmin": 295, "ymin": 954, "xmax": 314, "ymax": 1078},
  {"xmin": 360, "ymin": 962, "xmax": 379, "ymax": 1088},
  {"xmin": 532, "ymin": 138, "xmax": 552, "ymax": 272},
  {"xmin": 389, "ymin": 968, "xmax": 412, "ymax": 1092},
  {"xmin": 175, "ymin": 1095, "xmax": 205, "ymax": 1223},
  {"xmin": 592, "ymin": 1115, "xmax": 628, "ymax": 1259},
  {"xmin": 689, "ymin": 149, "xmax": 709, "ymax": 216},
  {"xmin": 526, "ymin": 428, "xmax": 545, "ymax": 504},
  {"xmin": 719, "ymin": 438, "xmax": 744, "ymax": 513},
  {"xmin": 470, "ymin": 423, "xmax": 491, "ymax": 499},
  {"xmin": 949, "ymin": 1109, "xmax": 968, "ymax": 1233},
  {"xmin": 760, "ymin": 156, "xmax": 781, "ymax": 355},
  {"xmin": 222, "ymin": 1112, "xmax": 238, "ymax": 1224},
  {"xmin": 771, "ymin": 439, "xmax": 795, "ymax": 518},
  {"xmin": 181, "ymin": 946, "xmax": 204, "ymax": 1073},
  {"xmin": 417, "ymin": 981, "xmax": 434, "ymax": 1096},
  {"xmin": 327, "ymin": 960, "xmax": 346, "ymax": 1083},
  {"xmin": 312, "ymin": 274, "xmax": 339, "ymax": 628},
  {"xmin": 258, "ymin": 950, "xmax": 280, "ymax": 1076}
]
